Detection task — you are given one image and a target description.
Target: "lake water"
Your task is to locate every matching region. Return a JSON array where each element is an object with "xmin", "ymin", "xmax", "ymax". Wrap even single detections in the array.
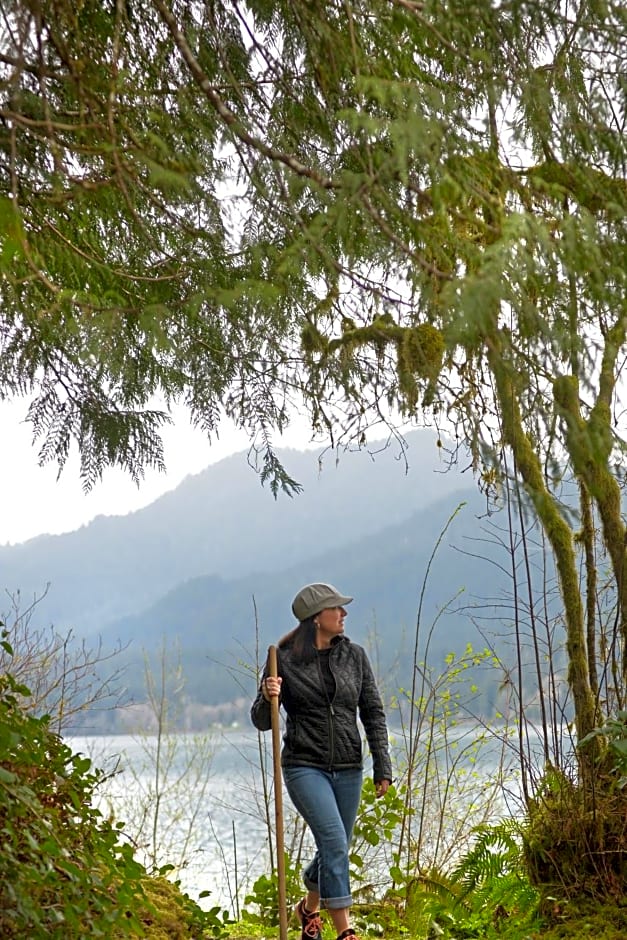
[
  {"xmin": 69, "ymin": 727, "xmax": 275, "ymax": 914},
  {"xmin": 68, "ymin": 722, "xmax": 533, "ymax": 917}
]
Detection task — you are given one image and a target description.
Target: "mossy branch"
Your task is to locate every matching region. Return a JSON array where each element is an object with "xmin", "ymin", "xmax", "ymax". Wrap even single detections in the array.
[
  {"xmin": 553, "ymin": 357, "xmax": 627, "ymax": 681},
  {"xmin": 486, "ymin": 332, "xmax": 598, "ymax": 764},
  {"xmin": 526, "ymin": 161, "xmax": 627, "ymax": 216},
  {"xmin": 301, "ymin": 318, "xmax": 445, "ymax": 410}
]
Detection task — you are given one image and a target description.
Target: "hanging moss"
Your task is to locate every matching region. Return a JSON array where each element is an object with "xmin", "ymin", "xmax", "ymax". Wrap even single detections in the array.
[
  {"xmin": 528, "ymin": 160, "xmax": 627, "ymax": 216},
  {"xmin": 300, "ymin": 320, "xmax": 329, "ymax": 354},
  {"xmin": 396, "ymin": 362, "xmax": 419, "ymax": 411},
  {"xmin": 395, "ymin": 323, "xmax": 444, "ymax": 409},
  {"xmin": 329, "ymin": 314, "xmax": 402, "ymax": 349},
  {"xmin": 401, "ymin": 323, "xmax": 445, "ymax": 382},
  {"xmin": 304, "ymin": 317, "xmax": 444, "ymax": 412}
]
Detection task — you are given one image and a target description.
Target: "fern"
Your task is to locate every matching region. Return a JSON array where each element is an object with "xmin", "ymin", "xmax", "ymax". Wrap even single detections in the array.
[
  {"xmin": 409, "ymin": 822, "xmax": 540, "ymax": 938},
  {"xmin": 451, "ymin": 820, "xmax": 524, "ymax": 894}
]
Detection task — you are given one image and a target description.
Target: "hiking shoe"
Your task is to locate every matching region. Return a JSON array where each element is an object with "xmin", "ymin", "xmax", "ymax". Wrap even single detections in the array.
[
  {"xmin": 295, "ymin": 899, "xmax": 323, "ymax": 940},
  {"xmin": 336, "ymin": 930, "xmax": 358, "ymax": 940}
]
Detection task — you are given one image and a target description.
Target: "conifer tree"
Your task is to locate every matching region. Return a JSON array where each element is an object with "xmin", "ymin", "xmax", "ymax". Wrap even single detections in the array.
[{"xmin": 2, "ymin": 2, "xmax": 626, "ymax": 860}]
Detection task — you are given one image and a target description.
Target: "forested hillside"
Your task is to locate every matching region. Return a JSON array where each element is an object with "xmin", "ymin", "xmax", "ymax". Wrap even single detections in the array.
[
  {"xmin": 100, "ymin": 486, "xmax": 511, "ymax": 707},
  {"xmin": 2, "ymin": 428, "xmax": 565, "ymax": 729},
  {"xmin": 0, "ymin": 428, "xmax": 467, "ymax": 635}
]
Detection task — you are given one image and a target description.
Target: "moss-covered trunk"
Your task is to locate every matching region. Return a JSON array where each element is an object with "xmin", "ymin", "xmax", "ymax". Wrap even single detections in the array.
[
  {"xmin": 553, "ymin": 311, "xmax": 627, "ymax": 691},
  {"xmin": 486, "ymin": 338, "xmax": 598, "ymax": 777}
]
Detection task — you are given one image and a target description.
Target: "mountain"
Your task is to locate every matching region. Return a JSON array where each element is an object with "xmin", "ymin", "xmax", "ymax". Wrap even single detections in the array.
[
  {"xmin": 0, "ymin": 429, "xmax": 472, "ymax": 636},
  {"xmin": 3, "ymin": 428, "xmax": 533, "ymax": 730},
  {"xmin": 100, "ymin": 486, "xmax": 514, "ymax": 707}
]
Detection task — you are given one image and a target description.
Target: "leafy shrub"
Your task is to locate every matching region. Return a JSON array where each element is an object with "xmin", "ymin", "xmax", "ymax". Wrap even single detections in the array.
[
  {"xmin": 579, "ymin": 710, "xmax": 627, "ymax": 789},
  {"xmin": 242, "ymin": 852, "xmax": 304, "ymax": 927},
  {"xmin": 0, "ymin": 661, "xmax": 146, "ymax": 938},
  {"xmin": 351, "ymin": 778, "xmax": 406, "ymax": 899}
]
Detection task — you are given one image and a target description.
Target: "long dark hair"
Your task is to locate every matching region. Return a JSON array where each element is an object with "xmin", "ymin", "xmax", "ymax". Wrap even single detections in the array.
[{"xmin": 278, "ymin": 616, "xmax": 317, "ymax": 662}]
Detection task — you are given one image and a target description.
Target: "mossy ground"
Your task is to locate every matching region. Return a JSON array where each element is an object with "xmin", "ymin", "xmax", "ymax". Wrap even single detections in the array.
[
  {"xmin": 522, "ymin": 897, "xmax": 627, "ymax": 939},
  {"xmin": 114, "ymin": 876, "xmax": 214, "ymax": 940},
  {"xmin": 130, "ymin": 878, "xmax": 626, "ymax": 940},
  {"xmin": 225, "ymin": 921, "xmax": 627, "ymax": 940},
  {"xmin": 224, "ymin": 899, "xmax": 627, "ymax": 940}
]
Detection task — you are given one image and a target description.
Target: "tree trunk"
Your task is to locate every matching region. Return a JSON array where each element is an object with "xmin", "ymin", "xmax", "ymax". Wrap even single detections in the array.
[
  {"xmin": 553, "ymin": 359, "xmax": 627, "ymax": 690},
  {"xmin": 487, "ymin": 337, "xmax": 598, "ymax": 778}
]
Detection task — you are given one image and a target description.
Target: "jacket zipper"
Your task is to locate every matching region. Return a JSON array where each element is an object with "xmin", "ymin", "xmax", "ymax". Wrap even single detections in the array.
[
  {"xmin": 327, "ymin": 702, "xmax": 336, "ymax": 770},
  {"xmin": 316, "ymin": 654, "xmax": 336, "ymax": 771}
]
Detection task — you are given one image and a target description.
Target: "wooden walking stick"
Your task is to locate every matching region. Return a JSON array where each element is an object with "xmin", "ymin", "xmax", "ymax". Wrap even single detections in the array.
[{"xmin": 268, "ymin": 645, "xmax": 288, "ymax": 940}]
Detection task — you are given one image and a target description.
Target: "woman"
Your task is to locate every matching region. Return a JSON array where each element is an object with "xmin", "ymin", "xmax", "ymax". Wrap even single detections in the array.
[{"xmin": 251, "ymin": 582, "xmax": 392, "ymax": 940}]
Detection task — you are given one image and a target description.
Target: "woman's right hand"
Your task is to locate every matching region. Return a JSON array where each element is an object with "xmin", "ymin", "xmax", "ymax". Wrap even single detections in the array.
[{"xmin": 262, "ymin": 676, "xmax": 282, "ymax": 701}]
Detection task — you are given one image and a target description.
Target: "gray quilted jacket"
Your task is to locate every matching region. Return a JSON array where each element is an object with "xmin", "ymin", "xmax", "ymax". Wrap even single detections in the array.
[{"xmin": 250, "ymin": 635, "xmax": 392, "ymax": 783}]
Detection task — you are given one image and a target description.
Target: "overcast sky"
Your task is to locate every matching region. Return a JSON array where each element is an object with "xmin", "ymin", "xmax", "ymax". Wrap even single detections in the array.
[{"xmin": 0, "ymin": 399, "xmax": 315, "ymax": 546}]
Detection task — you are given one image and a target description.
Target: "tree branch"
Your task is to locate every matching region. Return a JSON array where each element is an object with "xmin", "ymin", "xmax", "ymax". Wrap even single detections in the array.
[{"xmin": 151, "ymin": 0, "xmax": 338, "ymax": 191}]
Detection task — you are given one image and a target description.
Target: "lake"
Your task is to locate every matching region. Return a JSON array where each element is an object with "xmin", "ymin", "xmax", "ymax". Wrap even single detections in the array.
[
  {"xmin": 68, "ymin": 727, "xmax": 274, "ymax": 914},
  {"xmin": 68, "ymin": 721, "xmax": 532, "ymax": 917}
]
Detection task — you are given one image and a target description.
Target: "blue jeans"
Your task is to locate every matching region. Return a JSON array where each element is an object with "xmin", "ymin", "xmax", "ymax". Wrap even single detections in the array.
[{"xmin": 282, "ymin": 766, "xmax": 363, "ymax": 910}]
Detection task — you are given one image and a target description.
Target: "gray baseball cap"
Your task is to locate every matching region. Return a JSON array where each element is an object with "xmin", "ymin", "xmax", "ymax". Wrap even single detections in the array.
[{"xmin": 291, "ymin": 582, "xmax": 353, "ymax": 621}]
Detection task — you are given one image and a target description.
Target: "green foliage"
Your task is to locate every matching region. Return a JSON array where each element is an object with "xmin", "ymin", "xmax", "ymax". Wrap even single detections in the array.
[
  {"xmin": 404, "ymin": 822, "xmax": 540, "ymax": 939},
  {"xmin": 579, "ymin": 711, "xmax": 627, "ymax": 788},
  {"xmin": 2, "ymin": 0, "xmax": 627, "ymax": 903},
  {"xmin": 0, "ymin": 669, "xmax": 146, "ymax": 938},
  {"xmin": 241, "ymin": 853, "xmax": 303, "ymax": 927},
  {"xmin": 0, "ymin": 0, "xmax": 304, "ymax": 491},
  {"xmin": 2, "ymin": 0, "xmax": 625, "ymax": 499},
  {"xmin": 351, "ymin": 779, "xmax": 406, "ymax": 899},
  {"xmin": 0, "ymin": 647, "xmax": 231, "ymax": 939}
]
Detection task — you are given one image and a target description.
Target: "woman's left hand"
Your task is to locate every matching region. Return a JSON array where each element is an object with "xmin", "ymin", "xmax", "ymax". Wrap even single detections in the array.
[{"xmin": 374, "ymin": 779, "xmax": 391, "ymax": 798}]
